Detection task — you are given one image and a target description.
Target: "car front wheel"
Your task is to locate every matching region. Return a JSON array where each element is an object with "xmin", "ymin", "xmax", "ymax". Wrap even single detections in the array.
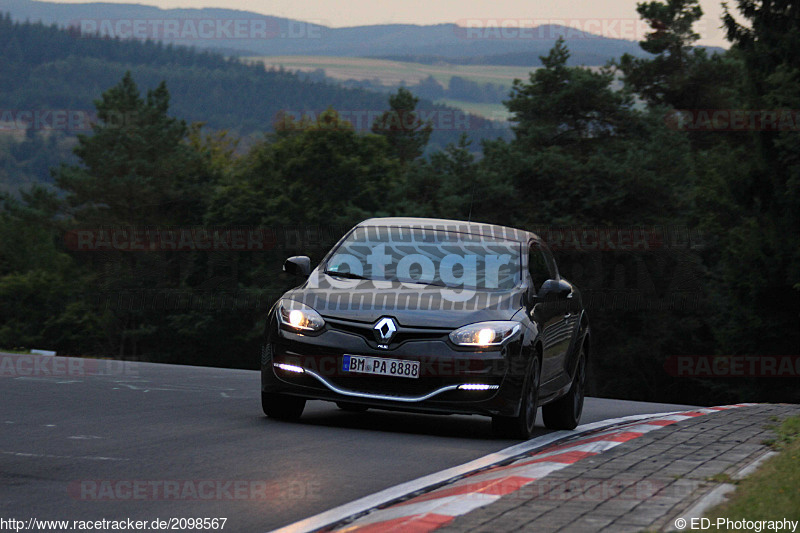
[
  {"xmin": 542, "ymin": 340, "xmax": 586, "ymax": 430},
  {"xmin": 262, "ymin": 391, "xmax": 306, "ymax": 420},
  {"xmin": 492, "ymin": 356, "xmax": 540, "ymax": 439}
]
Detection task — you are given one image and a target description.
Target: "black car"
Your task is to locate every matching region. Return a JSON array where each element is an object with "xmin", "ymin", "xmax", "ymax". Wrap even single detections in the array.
[{"xmin": 261, "ymin": 217, "xmax": 590, "ymax": 438}]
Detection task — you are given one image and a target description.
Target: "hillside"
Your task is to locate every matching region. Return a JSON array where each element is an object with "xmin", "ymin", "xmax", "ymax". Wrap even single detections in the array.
[
  {"xmin": 0, "ymin": 16, "xmax": 504, "ymax": 192},
  {"xmin": 248, "ymin": 56, "xmax": 550, "ymax": 119},
  {"xmin": 0, "ymin": 0, "xmax": 671, "ymax": 65}
]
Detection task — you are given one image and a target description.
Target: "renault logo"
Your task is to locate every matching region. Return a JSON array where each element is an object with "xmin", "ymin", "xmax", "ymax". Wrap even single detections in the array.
[{"xmin": 373, "ymin": 317, "xmax": 397, "ymax": 347}]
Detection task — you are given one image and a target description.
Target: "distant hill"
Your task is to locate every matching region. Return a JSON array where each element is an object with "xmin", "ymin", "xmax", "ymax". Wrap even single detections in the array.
[
  {"xmin": 0, "ymin": 0, "xmax": 717, "ymax": 66},
  {"xmin": 0, "ymin": 16, "xmax": 505, "ymax": 192},
  {"xmin": 0, "ymin": 17, "xmax": 505, "ymax": 134}
]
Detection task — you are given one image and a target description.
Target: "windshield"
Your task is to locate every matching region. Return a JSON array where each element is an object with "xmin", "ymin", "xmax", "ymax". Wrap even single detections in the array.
[{"xmin": 324, "ymin": 225, "xmax": 521, "ymax": 290}]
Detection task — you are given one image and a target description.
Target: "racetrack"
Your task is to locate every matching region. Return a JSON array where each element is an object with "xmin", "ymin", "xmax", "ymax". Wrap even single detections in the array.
[{"xmin": 0, "ymin": 354, "xmax": 694, "ymax": 531}]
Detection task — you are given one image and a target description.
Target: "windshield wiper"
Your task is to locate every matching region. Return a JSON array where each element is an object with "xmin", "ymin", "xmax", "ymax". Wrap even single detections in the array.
[
  {"xmin": 324, "ymin": 270, "xmax": 370, "ymax": 280},
  {"xmin": 395, "ymin": 278, "xmax": 446, "ymax": 287}
]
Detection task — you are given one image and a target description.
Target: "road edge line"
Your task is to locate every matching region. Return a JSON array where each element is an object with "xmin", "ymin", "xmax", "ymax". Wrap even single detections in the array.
[{"xmin": 269, "ymin": 410, "xmax": 686, "ymax": 533}]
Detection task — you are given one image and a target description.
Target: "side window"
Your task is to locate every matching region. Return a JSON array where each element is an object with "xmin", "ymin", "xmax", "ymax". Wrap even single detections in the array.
[
  {"xmin": 528, "ymin": 242, "xmax": 552, "ymax": 293},
  {"xmin": 540, "ymin": 242, "xmax": 559, "ymax": 280}
]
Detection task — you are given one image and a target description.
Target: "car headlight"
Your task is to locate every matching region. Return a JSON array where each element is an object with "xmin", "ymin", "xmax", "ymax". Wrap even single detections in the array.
[
  {"xmin": 449, "ymin": 321, "xmax": 520, "ymax": 347},
  {"xmin": 277, "ymin": 299, "xmax": 325, "ymax": 332}
]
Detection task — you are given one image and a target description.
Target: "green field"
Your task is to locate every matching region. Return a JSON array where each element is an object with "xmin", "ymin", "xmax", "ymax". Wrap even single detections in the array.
[
  {"xmin": 246, "ymin": 55, "xmax": 538, "ymax": 89},
  {"xmin": 244, "ymin": 55, "xmax": 539, "ymax": 119}
]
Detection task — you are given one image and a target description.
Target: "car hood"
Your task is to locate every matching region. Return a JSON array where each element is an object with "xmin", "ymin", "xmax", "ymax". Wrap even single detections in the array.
[{"xmin": 283, "ymin": 272, "xmax": 524, "ymax": 328}]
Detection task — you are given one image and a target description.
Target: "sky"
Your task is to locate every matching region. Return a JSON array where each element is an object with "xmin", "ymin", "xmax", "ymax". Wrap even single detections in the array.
[{"xmin": 45, "ymin": 0, "xmax": 731, "ymax": 47}]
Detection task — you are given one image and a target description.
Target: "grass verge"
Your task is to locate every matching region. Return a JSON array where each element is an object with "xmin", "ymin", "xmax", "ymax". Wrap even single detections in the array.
[{"xmin": 704, "ymin": 414, "xmax": 800, "ymax": 527}]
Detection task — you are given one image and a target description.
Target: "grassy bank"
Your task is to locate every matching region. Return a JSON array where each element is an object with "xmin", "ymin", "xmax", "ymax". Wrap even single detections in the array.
[{"xmin": 705, "ymin": 415, "xmax": 800, "ymax": 527}]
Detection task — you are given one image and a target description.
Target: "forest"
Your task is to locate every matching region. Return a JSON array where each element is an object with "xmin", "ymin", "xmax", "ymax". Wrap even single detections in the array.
[
  {"xmin": 0, "ymin": 12, "xmax": 496, "ymax": 191},
  {"xmin": 0, "ymin": 0, "xmax": 797, "ymax": 405}
]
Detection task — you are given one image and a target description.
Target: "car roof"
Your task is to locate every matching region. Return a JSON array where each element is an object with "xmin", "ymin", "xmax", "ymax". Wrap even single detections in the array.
[{"xmin": 357, "ymin": 217, "xmax": 538, "ymax": 243}]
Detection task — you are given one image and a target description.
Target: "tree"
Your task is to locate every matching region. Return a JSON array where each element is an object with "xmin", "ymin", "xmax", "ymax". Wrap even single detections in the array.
[
  {"xmin": 414, "ymin": 75, "xmax": 445, "ymax": 100},
  {"xmin": 699, "ymin": 0, "xmax": 800, "ymax": 362},
  {"xmin": 499, "ymin": 37, "xmax": 691, "ymax": 226},
  {"xmin": 55, "ymin": 71, "xmax": 209, "ymax": 227},
  {"xmin": 723, "ymin": 0, "xmax": 800, "ymax": 97},
  {"xmin": 397, "ymin": 134, "xmax": 484, "ymax": 219},
  {"xmin": 0, "ymin": 187, "xmax": 108, "ymax": 354},
  {"xmin": 212, "ymin": 108, "xmax": 401, "ymax": 229},
  {"xmin": 507, "ymin": 37, "xmax": 636, "ymax": 150},
  {"xmin": 371, "ymin": 87, "xmax": 433, "ymax": 164},
  {"xmin": 52, "ymin": 73, "xmax": 218, "ymax": 359},
  {"xmin": 484, "ymin": 38, "xmax": 705, "ymax": 404},
  {"xmin": 617, "ymin": 0, "xmax": 739, "ymax": 115},
  {"xmin": 197, "ymin": 108, "xmax": 405, "ymax": 368}
]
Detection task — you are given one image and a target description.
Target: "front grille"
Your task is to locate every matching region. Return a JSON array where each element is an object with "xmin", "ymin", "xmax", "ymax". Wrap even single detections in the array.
[{"xmin": 324, "ymin": 317, "xmax": 450, "ymax": 348}]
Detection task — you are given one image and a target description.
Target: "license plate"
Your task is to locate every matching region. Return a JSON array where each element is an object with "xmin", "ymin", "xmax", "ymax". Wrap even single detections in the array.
[{"xmin": 343, "ymin": 355, "xmax": 419, "ymax": 379}]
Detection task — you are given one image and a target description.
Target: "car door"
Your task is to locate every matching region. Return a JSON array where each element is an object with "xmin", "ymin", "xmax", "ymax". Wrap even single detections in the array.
[
  {"xmin": 527, "ymin": 240, "xmax": 564, "ymax": 386},
  {"xmin": 539, "ymin": 242, "xmax": 580, "ymax": 385}
]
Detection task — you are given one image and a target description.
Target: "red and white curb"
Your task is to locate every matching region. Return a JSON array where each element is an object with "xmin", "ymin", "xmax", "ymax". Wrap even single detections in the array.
[{"xmin": 272, "ymin": 405, "xmax": 755, "ymax": 533}]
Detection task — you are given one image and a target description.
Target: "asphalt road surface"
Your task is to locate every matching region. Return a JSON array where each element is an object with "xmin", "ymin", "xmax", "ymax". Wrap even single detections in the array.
[{"xmin": 0, "ymin": 354, "xmax": 694, "ymax": 532}]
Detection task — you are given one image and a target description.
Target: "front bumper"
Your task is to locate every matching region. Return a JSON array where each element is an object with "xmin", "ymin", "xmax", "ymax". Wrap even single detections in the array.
[{"xmin": 261, "ymin": 324, "xmax": 526, "ymax": 417}]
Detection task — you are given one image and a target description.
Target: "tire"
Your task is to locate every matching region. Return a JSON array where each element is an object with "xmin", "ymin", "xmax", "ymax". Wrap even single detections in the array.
[
  {"xmin": 336, "ymin": 402, "xmax": 369, "ymax": 412},
  {"xmin": 262, "ymin": 391, "xmax": 306, "ymax": 420},
  {"xmin": 492, "ymin": 356, "xmax": 540, "ymax": 439},
  {"xmin": 542, "ymin": 340, "xmax": 587, "ymax": 430}
]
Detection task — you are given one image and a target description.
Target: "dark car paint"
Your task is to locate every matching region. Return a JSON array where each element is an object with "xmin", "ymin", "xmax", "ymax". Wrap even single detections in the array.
[{"xmin": 262, "ymin": 217, "xmax": 590, "ymax": 418}]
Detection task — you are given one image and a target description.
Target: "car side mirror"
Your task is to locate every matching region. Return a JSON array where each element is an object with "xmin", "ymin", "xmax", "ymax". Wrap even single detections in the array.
[
  {"xmin": 536, "ymin": 279, "xmax": 557, "ymax": 301},
  {"xmin": 537, "ymin": 279, "xmax": 572, "ymax": 300},
  {"xmin": 283, "ymin": 256, "xmax": 311, "ymax": 278}
]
